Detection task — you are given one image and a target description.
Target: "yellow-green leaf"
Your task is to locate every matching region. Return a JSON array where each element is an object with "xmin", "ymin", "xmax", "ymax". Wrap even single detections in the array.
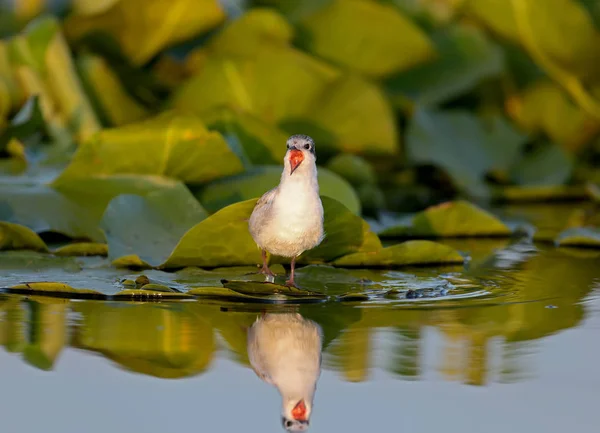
[
  {"xmin": 0, "ymin": 221, "xmax": 48, "ymax": 252},
  {"xmin": 53, "ymin": 242, "xmax": 108, "ymax": 257}
]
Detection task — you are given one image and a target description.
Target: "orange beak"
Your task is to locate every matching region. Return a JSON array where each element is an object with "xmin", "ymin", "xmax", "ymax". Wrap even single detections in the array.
[
  {"xmin": 291, "ymin": 400, "xmax": 307, "ymax": 421},
  {"xmin": 289, "ymin": 149, "xmax": 304, "ymax": 175}
]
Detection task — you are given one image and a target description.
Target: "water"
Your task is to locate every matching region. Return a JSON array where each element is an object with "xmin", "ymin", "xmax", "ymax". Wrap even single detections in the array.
[{"xmin": 0, "ymin": 235, "xmax": 599, "ymax": 432}]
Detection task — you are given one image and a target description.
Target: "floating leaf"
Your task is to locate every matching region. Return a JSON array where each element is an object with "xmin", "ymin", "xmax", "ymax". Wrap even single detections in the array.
[
  {"xmin": 77, "ymin": 53, "xmax": 149, "ymax": 127},
  {"xmin": 188, "ymin": 285, "xmax": 274, "ymax": 302},
  {"xmin": 111, "ymin": 289, "xmax": 192, "ymax": 300},
  {"xmin": 556, "ymin": 227, "xmax": 600, "ymax": 248},
  {"xmin": 385, "ymin": 24, "xmax": 503, "ymax": 108},
  {"xmin": 0, "ymin": 221, "xmax": 48, "ymax": 252},
  {"xmin": 64, "ymin": 0, "xmax": 226, "ymax": 65},
  {"xmin": 298, "ymin": 0, "xmax": 435, "ymax": 77},
  {"xmin": 53, "ymin": 242, "xmax": 108, "ymax": 257},
  {"xmin": 221, "ymin": 279, "xmax": 327, "ymax": 299},
  {"xmin": 326, "ymin": 154, "xmax": 377, "ymax": 186},
  {"xmin": 509, "ymin": 142, "xmax": 574, "ymax": 186},
  {"xmin": 7, "ymin": 282, "xmax": 104, "ymax": 298},
  {"xmin": 406, "ymin": 109, "xmax": 527, "ymax": 197},
  {"xmin": 101, "ymin": 185, "xmax": 207, "ymax": 267},
  {"xmin": 54, "ymin": 112, "xmax": 244, "ymax": 185},
  {"xmin": 195, "ymin": 165, "xmax": 361, "ymax": 214},
  {"xmin": 332, "ymin": 240, "xmax": 464, "ymax": 267},
  {"xmin": 8, "ymin": 16, "xmax": 100, "ymax": 143},
  {"xmin": 379, "ymin": 200, "xmax": 511, "ymax": 238},
  {"xmin": 162, "ymin": 196, "xmax": 366, "ymax": 269},
  {"xmin": 493, "ymin": 185, "xmax": 588, "ymax": 203}
]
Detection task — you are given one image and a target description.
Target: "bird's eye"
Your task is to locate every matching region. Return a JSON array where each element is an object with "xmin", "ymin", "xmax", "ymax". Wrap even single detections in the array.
[
  {"xmin": 304, "ymin": 143, "xmax": 310, "ymax": 150},
  {"xmin": 286, "ymin": 421, "xmax": 293, "ymax": 428}
]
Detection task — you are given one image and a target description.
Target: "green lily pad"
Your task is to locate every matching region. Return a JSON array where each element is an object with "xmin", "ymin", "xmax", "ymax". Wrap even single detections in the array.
[
  {"xmin": 492, "ymin": 185, "xmax": 589, "ymax": 202},
  {"xmin": 0, "ymin": 221, "xmax": 48, "ymax": 252},
  {"xmin": 221, "ymin": 279, "xmax": 327, "ymax": 299},
  {"xmin": 332, "ymin": 240, "xmax": 464, "ymax": 267},
  {"xmin": 509, "ymin": 141, "xmax": 574, "ymax": 187},
  {"xmin": 556, "ymin": 227, "xmax": 600, "ymax": 248},
  {"xmin": 298, "ymin": 0, "xmax": 434, "ymax": 77},
  {"xmin": 587, "ymin": 183, "xmax": 600, "ymax": 202},
  {"xmin": 325, "ymin": 154, "xmax": 377, "ymax": 186},
  {"xmin": 64, "ymin": 0, "xmax": 226, "ymax": 65},
  {"xmin": 385, "ymin": 25, "xmax": 503, "ymax": 108},
  {"xmin": 205, "ymin": 109, "xmax": 289, "ymax": 165},
  {"xmin": 0, "ymin": 95, "xmax": 45, "ymax": 148},
  {"xmin": 379, "ymin": 200, "xmax": 511, "ymax": 238},
  {"xmin": 111, "ymin": 289, "xmax": 193, "ymax": 300},
  {"xmin": 195, "ymin": 165, "xmax": 361, "ymax": 214},
  {"xmin": 53, "ymin": 112, "xmax": 245, "ymax": 186},
  {"xmin": 187, "ymin": 286, "xmax": 276, "ymax": 302},
  {"xmin": 406, "ymin": 109, "xmax": 527, "ymax": 198},
  {"xmin": 53, "ymin": 242, "xmax": 108, "ymax": 257},
  {"xmin": 77, "ymin": 53, "xmax": 149, "ymax": 127},
  {"xmin": 101, "ymin": 185, "xmax": 207, "ymax": 267},
  {"xmin": 161, "ymin": 196, "xmax": 366, "ymax": 269},
  {"xmin": 6, "ymin": 282, "xmax": 105, "ymax": 299}
]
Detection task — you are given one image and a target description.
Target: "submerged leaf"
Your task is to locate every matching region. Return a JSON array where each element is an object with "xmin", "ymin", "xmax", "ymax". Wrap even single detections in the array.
[
  {"xmin": 379, "ymin": 200, "xmax": 511, "ymax": 238},
  {"xmin": 101, "ymin": 185, "xmax": 208, "ymax": 267},
  {"xmin": 298, "ymin": 0, "xmax": 435, "ymax": 77},
  {"xmin": 0, "ymin": 221, "xmax": 48, "ymax": 252},
  {"xmin": 196, "ymin": 165, "xmax": 361, "ymax": 214},
  {"xmin": 556, "ymin": 227, "xmax": 600, "ymax": 248},
  {"xmin": 332, "ymin": 240, "xmax": 464, "ymax": 267},
  {"xmin": 54, "ymin": 112, "xmax": 244, "ymax": 185}
]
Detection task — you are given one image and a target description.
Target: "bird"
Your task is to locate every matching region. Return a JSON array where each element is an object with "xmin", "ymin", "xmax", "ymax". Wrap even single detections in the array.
[
  {"xmin": 248, "ymin": 134, "xmax": 324, "ymax": 287},
  {"xmin": 247, "ymin": 312, "xmax": 323, "ymax": 432}
]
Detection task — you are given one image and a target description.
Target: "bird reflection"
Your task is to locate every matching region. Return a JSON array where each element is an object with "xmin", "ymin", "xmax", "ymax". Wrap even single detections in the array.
[{"xmin": 247, "ymin": 312, "xmax": 322, "ymax": 431}]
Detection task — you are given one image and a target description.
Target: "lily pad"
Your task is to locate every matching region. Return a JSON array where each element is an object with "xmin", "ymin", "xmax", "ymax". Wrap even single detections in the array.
[
  {"xmin": 406, "ymin": 109, "xmax": 527, "ymax": 198},
  {"xmin": 385, "ymin": 25, "xmax": 503, "ymax": 108},
  {"xmin": 332, "ymin": 240, "xmax": 464, "ymax": 267},
  {"xmin": 101, "ymin": 185, "xmax": 207, "ymax": 267},
  {"xmin": 6, "ymin": 282, "xmax": 105, "ymax": 299},
  {"xmin": 187, "ymin": 286, "xmax": 277, "ymax": 302},
  {"xmin": 509, "ymin": 141, "xmax": 574, "ymax": 187},
  {"xmin": 556, "ymin": 227, "xmax": 600, "ymax": 248},
  {"xmin": 0, "ymin": 221, "xmax": 48, "ymax": 252},
  {"xmin": 492, "ymin": 185, "xmax": 589, "ymax": 202},
  {"xmin": 298, "ymin": 0, "xmax": 435, "ymax": 77},
  {"xmin": 64, "ymin": 0, "xmax": 226, "ymax": 65},
  {"xmin": 111, "ymin": 289, "xmax": 193, "ymax": 300},
  {"xmin": 379, "ymin": 200, "xmax": 511, "ymax": 238},
  {"xmin": 221, "ymin": 279, "xmax": 327, "ymax": 299},
  {"xmin": 195, "ymin": 165, "xmax": 361, "ymax": 214},
  {"xmin": 161, "ymin": 196, "xmax": 366, "ymax": 269},
  {"xmin": 54, "ymin": 112, "xmax": 245, "ymax": 185},
  {"xmin": 325, "ymin": 154, "xmax": 377, "ymax": 186},
  {"xmin": 53, "ymin": 242, "xmax": 108, "ymax": 257}
]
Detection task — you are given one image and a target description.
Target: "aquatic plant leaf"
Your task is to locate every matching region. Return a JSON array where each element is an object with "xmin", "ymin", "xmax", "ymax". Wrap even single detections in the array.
[
  {"xmin": 54, "ymin": 112, "xmax": 244, "ymax": 185},
  {"xmin": 53, "ymin": 242, "xmax": 108, "ymax": 257},
  {"xmin": 221, "ymin": 279, "xmax": 327, "ymax": 299},
  {"xmin": 298, "ymin": 0, "xmax": 435, "ymax": 77},
  {"xmin": 326, "ymin": 154, "xmax": 377, "ymax": 186},
  {"xmin": 205, "ymin": 109, "xmax": 289, "ymax": 165},
  {"xmin": 1, "ymin": 175, "xmax": 185, "ymax": 241},
  {"xmin": 195, "ymin": 165, "xmax": 361, "ymax": 214},
  {"xmin": 162, "ymin": 196, "xmax": 365, "ymax": 269},
  {"xmin": 187, "ymin": 286, "xmax": 272, "ymax": 302},
  {"xmin": 386, "ymin": 25, "xmax": 503, "ymax": 108},
  {"xmin": 112, "ymin": 289, "xmax": 192, "ymax": 299},
  {"xmin": 506, "ymin": 80, "xmax": 599, "ymax": 153},
  {"xmin": 556, "ymin": 227, "xmax": 600, "ymax": 248},
  {"xmin": 492, "ymin": 185, "xmax": 588, "ymax": 203},
  {"xmin": 0, "ymin": 221, "xmax": 48, "ymax": 252},
  {"xmin": 509, "ymin": 141, "xmax": 574, "ymax": 186},
  {"xmin": 64, "ymin": 0, "xmax": 226, "ymax": 65},
  {"xmin": 465, "ymin": 0, "xmax": 600, "ymax": 81},
  {"xmin": 77, "ymin": 53, "xmax": 149, "ymax": 127},
  {"xmin": 379, "ymin": 200, "xmax": 511, "ymax": 238},
  {"xmin": 332, "ymin": 240, "xmax": 464, "ymax": 267},
  {"xmin": 7, "ymin": 282, "xmax": 104, "ymax": 298},
  {"xmin": 406, "ymin": 109, "xmax": 527, "ymax": 198},
  {"xmin": 8, "ymin": 16, "xmax": 100, "ymax": 144},
  {"xmin": 101, "ymin": 185, "xmax": 207, "ymax": 267}
]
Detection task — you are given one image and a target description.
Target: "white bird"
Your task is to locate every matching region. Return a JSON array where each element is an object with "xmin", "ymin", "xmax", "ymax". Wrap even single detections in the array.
[
  {"xmin": 247, "ymin": 312, "xmax": 323, "ymax": 431},
  {"xmin": 248, "ymin": 134, "xmax": 324, "ymax": 287}
]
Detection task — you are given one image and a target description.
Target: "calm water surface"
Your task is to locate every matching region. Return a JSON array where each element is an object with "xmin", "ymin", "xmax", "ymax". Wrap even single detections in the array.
[{"xmin": 1, "ymin": 236, "xmax": 599, "ymax": 433}]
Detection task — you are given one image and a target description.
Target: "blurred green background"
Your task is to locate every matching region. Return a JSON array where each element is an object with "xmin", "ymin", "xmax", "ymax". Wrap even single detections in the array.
[{"xmin": 1, "ymin": 0, "xmax": 600, "ymax": 251}]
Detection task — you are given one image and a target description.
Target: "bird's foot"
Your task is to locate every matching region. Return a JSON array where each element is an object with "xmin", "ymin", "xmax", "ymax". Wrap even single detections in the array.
[
  {"xmin": 284, "ymin": 279, "xmax": 297, "ymax": 288},
  {"xmin": 259, "ymin": 265, "xmax": 275, "ymax": 277}
]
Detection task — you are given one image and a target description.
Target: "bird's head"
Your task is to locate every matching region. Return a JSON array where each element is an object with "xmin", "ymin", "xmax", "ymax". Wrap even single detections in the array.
[
  {"xmin": 284, "ymin": 134, "xmax": 316, "ymax": 176},
  {"xmin": 281, "ymin": 398, "xmax": 312, "ymax": 431}
]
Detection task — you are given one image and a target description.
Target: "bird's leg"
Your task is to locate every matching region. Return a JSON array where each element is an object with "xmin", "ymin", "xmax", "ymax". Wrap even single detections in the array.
[
  {"xmin": 285, "ymin": 256, "xmax": 297, "ymax": 287},
  {"xmin": 260, "ymin": 249, "xmax": 275, "ymax": 276}
]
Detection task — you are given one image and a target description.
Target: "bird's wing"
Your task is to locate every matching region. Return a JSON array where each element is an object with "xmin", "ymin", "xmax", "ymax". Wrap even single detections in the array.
[
  {"xmin": 253, "ymin": 187, "xmax": 278, "ymax": 212},
  {"xmin": 247, "ymin": 325, "xmax": 275, "ymax": 385}
]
